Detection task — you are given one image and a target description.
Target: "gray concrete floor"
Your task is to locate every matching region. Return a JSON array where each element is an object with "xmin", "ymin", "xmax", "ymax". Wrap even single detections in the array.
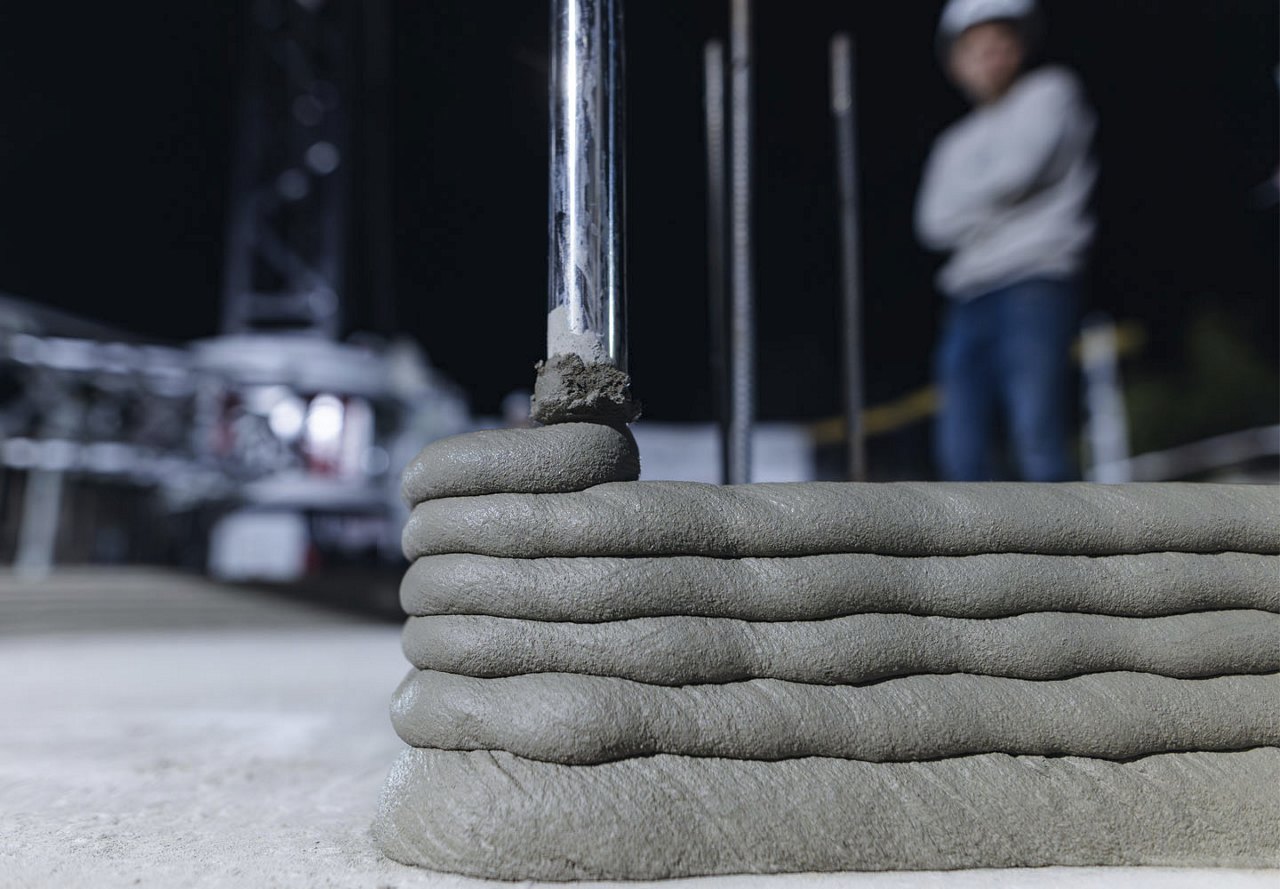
[{"xmin": 1, "ymin": 568, "xmax": 1273, "ymax": 888}]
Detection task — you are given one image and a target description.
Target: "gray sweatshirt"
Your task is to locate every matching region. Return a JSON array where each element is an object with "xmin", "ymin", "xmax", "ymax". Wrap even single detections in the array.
[{"xmin": 916, "ymin": 65, "xmax": 1097, "ymax": 299}]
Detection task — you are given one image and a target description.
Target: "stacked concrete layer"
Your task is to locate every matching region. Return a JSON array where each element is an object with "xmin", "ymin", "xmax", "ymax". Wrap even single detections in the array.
[
  {"xmin": 391, "ymin": 670, "xmax": 1280, "ymax": 763},
  {"xmin": 376, "ymin": 424, "xmax": 1280, "ymax": 878},
  {"xmin": 401, "ymin": 551, "xmax": 1280, "ymax": 621},
  {"xmin": 402, "ymin": 610, "xmax": 1280, "ymax": 683},
  {"xmin": 403, "ymin": 481, "xmax": 1279, "ymax": 559}
]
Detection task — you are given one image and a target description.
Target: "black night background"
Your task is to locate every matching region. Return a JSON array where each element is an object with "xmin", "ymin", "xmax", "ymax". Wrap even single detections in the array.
[{"xmin": 0, "ymin": 1, "xmax": 1274, "ymax": 431}]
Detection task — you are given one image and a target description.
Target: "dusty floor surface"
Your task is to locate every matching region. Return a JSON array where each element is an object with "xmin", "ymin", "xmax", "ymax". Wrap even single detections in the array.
[{"xmin": 1, "ymin": 568, "xmax": 1274, "ymax": 889}]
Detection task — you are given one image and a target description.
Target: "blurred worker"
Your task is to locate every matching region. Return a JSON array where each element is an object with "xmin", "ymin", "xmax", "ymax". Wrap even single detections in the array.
[{"xmin": 917, "ymin": 0, "xmax": 1096, "ymax": 481}]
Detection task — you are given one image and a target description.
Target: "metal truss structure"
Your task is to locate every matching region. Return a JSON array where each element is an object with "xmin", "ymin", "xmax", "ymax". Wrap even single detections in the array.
[{"xmin": 220, "ymin": 0, "xmax": 355, "ymax": 337}]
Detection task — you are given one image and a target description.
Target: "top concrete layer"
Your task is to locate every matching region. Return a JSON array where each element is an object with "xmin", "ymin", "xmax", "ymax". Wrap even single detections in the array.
[
  {"xmin": 404, "ymin": 482, "xmax": 1280, "ymax": 559},
  {"xmin": 401, "ymin": 423, "xmax": 639, "ymax": 504}
]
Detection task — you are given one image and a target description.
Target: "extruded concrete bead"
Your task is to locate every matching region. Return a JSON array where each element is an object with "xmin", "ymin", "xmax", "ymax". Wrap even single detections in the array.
[
  {"xmin": 402, "ymin": 610, "xmax": 1280, "ymax": 684},
  {"xmin": 399, "ymin": 422, "xmax": 639, "ymax": 505},
  {"xmin": 403, "ymin": 482, "xmax": 1280, "ymax": 559},
  {"xmin": 400, "ymin": 551, "xmax": 1280, "ymax": 621},
  {"xmin": 372, "ymin": 747, "xmax": 1280, "ymax": 879},
  {"xmin": 389, "ymin": 670, "xmax": 1280, "ymax": 764}
]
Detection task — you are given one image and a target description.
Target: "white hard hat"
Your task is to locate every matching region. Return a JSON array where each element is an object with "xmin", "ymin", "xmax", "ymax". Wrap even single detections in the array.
[
  {"xmin": 936, "ymin": 0, "xmax": 1044, "ymax": 63},
  {"xmin": 937, "ymin": 0, "xmax": 1041, "ymax": 49}
]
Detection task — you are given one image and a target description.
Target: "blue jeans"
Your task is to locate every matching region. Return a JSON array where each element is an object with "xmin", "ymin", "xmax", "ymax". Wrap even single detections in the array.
[{"xmin": 934, "ymin": 278, "xmax": 1078, "ymax": 482}]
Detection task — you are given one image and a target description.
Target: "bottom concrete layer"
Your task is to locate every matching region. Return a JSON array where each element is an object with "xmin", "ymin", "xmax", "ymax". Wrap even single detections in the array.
[{"xmin": 374, "ymin": 747, "xmax": 1280, "ymax": 881}]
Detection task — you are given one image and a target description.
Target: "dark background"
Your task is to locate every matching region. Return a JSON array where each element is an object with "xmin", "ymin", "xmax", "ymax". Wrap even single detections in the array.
[{"xmin": 0, "ymin": 0, "xmax": 1274, "ymax": 424}]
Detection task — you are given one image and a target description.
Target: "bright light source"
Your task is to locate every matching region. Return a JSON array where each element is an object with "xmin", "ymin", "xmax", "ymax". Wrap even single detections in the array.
[
  {"xmin": 305, "ymin": 395, "xmax": 344, "ymax": 445},
  {"xmin": 268, "ymin": 397, "xmax": 306, "ymax": 441}
]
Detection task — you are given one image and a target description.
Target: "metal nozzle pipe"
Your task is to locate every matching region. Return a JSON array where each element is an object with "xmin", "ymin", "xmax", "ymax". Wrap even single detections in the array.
[{"xmin": 548, "ymin": 0, "xmax": 627, "ymax": 371}]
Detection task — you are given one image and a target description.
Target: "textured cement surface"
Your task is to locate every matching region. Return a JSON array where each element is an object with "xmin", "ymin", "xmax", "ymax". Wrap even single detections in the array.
[
  {"xmin": 403, "ymin": 609, "xmax": 1280, "ymax": 683},
  {"xmin": 374, "ymin": 747, "xmax": 1280, "ymax": 880},
  {"xmin": 391, "ymin": 669, "xmax": 1280, "ymax": 763},
  {"xmin": 531, "ymin": 353, "xmax": 641, "ymax": 425},
  {"xmin": 400, "ymin": 422, "xmax": 639, "ymax": 503},
  {"xmin": 400, "ymin": 550, "xmax": 1280, "ymax": 620},
  {"xmin": 403, "ymin": 481, "xmax": 1280, "ymax": 559}
]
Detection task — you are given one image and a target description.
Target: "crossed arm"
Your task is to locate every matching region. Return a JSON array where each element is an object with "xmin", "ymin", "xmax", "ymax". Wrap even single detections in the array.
[{"xmin": 916, "ymin": 72, "xmax": 1082, "ymax": 250}]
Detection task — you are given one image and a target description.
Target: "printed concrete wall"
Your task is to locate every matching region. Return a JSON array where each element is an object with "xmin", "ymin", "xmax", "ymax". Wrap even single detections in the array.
[{"xmin": 375, "ymin": 423, "xmax": 1280, "ymax": 880}]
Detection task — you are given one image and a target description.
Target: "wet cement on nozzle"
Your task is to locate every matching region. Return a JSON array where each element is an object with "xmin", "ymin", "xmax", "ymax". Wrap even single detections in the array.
[
  {"xmin": 530, "ymin": 304, "xmax": 640, "ymax": 426},
  {"xmin": 531, "ymin": 353, "xmax": 640, "ymax": 426}
]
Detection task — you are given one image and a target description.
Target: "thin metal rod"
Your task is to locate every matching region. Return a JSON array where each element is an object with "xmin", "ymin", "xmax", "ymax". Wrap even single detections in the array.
[
  {"xmin": 728, "ymin": 0, "xmax": 755, "ymax": 484},
  {"xmin": 704, "ymin": 41, "xmax": 730, "ymax": 484},
  {"xmin": 548, "ymin": 0, "xmax": 626, "ymax": 369},
  {"xmin": 831, "ymin": 34, "xmax": 866, "ymax": 481}
]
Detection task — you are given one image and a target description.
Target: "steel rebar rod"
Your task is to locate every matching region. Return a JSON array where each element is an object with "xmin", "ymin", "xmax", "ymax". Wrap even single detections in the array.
[
  {"xmin": 831, "ymin": 34, "xmax": 866, "ymax": 481},
  {"xmin": 704, "ymin": 40, "xmax": 730, "ymax": 483},
  {"xmin": 728, "ymin": 0, "xmax": 755, "ymax": 484}
]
